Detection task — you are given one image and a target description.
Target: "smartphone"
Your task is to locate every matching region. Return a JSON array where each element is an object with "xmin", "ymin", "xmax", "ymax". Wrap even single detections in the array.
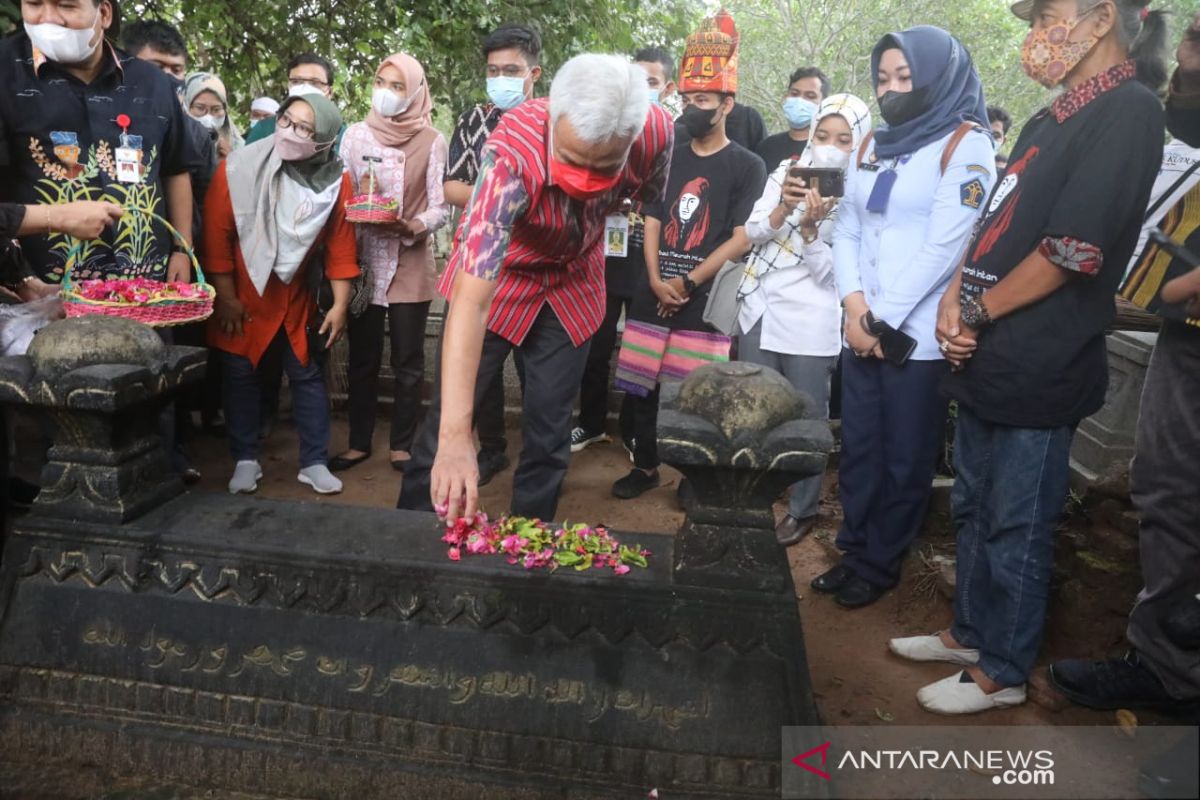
[
  {"xmin": 878, "ymin": 327, "xmax": 917, "ymax": 366},
  {"xmin": 788, "ymin": 166, "xmax": 845, "ymax": 198}
]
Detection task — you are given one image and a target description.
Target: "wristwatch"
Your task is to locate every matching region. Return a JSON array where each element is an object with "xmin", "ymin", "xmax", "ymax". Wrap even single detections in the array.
[
  {"xmin": 682, "ymin": 274, "xmax": 697, "ymax": 295},
  {"xmin": 860, "ymin": 310, "xmax": 890, "ymax": 337},
  {"xmin": 960, "ymin": 295, "xmax": 993, "ymax": 329}
]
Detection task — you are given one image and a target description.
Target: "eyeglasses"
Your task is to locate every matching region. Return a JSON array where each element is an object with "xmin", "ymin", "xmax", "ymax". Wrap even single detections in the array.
[
  {"xmin": 277, "ymin": 112, "xmax": 316, "ymax": 140},
  {"xmin": 190, "ymin": 102, "xmax": 225, "ymax": 116},
  {"xmin": 289, "ymin": 77, "xmax": 329, "ymax": 89},
  {"xmin": 486, "ymin": 65, "xmax": 529, "ymax": 79}
]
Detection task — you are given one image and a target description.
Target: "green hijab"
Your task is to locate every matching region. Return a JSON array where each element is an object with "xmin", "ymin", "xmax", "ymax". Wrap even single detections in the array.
[{"xmin": 277, "ymin": 94, "xmax": 344, "ymax": 192}]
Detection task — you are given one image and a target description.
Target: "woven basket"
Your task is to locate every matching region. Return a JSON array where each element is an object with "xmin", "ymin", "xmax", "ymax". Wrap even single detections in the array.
[
  {"xmin": 345, "ymin": 195, "xmax": 399, "ymax": 224},
  {"xmin": 60, "ymin": 207, "xmax": 215, "ymax": 328}
]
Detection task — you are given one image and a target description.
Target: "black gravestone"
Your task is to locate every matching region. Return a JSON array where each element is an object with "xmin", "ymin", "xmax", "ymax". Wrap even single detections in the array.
[{"xmin": 0, "ymin": 320, "xmax": 831, "ymax": 799}]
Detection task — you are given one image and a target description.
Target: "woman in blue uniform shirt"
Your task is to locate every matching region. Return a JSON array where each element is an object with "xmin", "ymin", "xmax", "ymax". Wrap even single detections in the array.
[{"xmin": 821, "ymin": 26, "xmax": 995, "ymax": 608}]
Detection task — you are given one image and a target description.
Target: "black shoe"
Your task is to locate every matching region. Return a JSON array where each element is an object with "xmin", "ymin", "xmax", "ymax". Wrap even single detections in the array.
[
  {"xmin": 1138, "ymin": 729, "xmax": 1200, "ymax": 800},
  {"xmin": 835, "ymin": 576, "xmax": 888, "ymax": 609},
  {"xmin": 477, "ymin": 451, "xmax": 510, "ymax": 488},
  {"xmin": 776, "ymin": 515, "xmax": 817, "ymax": 546},
  {"xmin": 1049, "ymin": 650, "xmax": 1181, "ymax": 711},
  {"xmin": 622, "ymin": 437, "xmax": 637, "ymax": 464},
  {"xmin": 612, "ymin": 469, "xmax": 661, "ymax": 500},
  {"xmin": 570, "ymin": 426, "xmax": 610, "ymax": 454},
  {"xmin": 329, "ymin": 451, "xmax": 372, "ymax": 472},
  {"xmin": 811, "ymin": 563, "xmax": 854, "ymax": 594}
]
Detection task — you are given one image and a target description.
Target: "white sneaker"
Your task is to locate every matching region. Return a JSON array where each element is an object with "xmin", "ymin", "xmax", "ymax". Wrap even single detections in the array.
[
  {"xmin": 917, "ymin": 671, "xmax": 1026, "ymax": 715},
  {"xmin": 298, "ymin": 465, "xmax": 343, "ymax": 495},
  {"xmin": 570, "ymin": 427, "xmax": 611, "ymax": 453},
  {"xmin": 228, "ymin": 460, "xmax": 263, "ymax": 494},
  {"xmin": 889, "ymin": 634, "xmax": 980, "ymax": 665}
]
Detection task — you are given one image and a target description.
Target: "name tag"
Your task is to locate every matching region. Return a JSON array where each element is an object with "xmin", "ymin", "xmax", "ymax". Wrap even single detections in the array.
[
  {"xmin": 860, "ymin": 163, "xmax": 881, "ymax": 172},
  {"xmin": 604, "ymin": 213, "xmax": 629, "ymax": 258},
  {"xmin": 115, "ymin": 147, "xmax": 141, "ymax": 184}
]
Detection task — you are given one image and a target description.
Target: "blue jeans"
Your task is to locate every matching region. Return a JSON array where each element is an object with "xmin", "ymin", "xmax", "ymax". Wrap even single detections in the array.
[
  {"xmin": 949, "ymin": 406, "xmax": 1074, "ymax": 687},
  {"xmin": 221, "ymin": 330, "xmax": 330, "ymax": 468}
]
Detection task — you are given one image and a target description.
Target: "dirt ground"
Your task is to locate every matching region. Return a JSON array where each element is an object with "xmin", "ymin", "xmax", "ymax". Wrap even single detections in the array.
[{"xmin": 184, "ymin": 411, "xmax": 1129, "ymax": 730}]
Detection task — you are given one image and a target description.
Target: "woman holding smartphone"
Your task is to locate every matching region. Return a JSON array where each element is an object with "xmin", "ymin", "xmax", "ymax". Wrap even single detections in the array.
[
  {"xmin": 822, "ymin": 26, "xmax": 995, "ymax": 609},
  {"xmin": 738, "ymin": 93, "xmax": 872, "ymax": 546}
]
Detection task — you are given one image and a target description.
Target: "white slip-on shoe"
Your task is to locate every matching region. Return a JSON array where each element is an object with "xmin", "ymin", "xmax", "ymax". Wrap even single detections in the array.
[
  {"xmin": 917, "ymin": 670, "xmax": 1027, "ymax": 715},
  {"xmin": 228, "ymin": 460, "xmax": 263, "ymax": 494},
  {"xmin": 889, "ymin": 634, "xmax": 981, "ymax": 665},
  {"xmin": 298, "ymin": 465, "xmax": 343, "ymax": 495}
]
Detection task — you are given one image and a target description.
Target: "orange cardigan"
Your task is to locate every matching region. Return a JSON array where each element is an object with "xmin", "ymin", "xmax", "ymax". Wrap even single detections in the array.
[{"xmin": 203, "ymin": 162, "xmax": 359, "ymax": 368}]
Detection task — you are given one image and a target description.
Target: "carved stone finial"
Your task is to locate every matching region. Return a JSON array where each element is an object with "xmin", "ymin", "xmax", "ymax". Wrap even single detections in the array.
[
  {"xmin": 27, "ymin": 317, "xmax": 168, "ymax": 379},
  {"xmin": 658, "ymin": 363, "xmax": 833, "ymax": 593}
]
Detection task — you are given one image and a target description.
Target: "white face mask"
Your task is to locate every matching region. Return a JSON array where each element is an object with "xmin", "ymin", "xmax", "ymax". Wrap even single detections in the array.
[
  {"xmin": 809, "ymin": 144, "xmax": 851, "ymax": 171},
  {"xmin": 371, "ymin": 86, "xmax": 417, "ymax": 119},
  {"xmin": 194, "ymin": 113, "xmax": 225, "ymax": 132},
  {"xmin": 25, "ymin": 7, "xmax": 102, "ymax": 65},
  {"xmin": 288, "ymin": 83, "xmax": 325, "ymax": 99}
]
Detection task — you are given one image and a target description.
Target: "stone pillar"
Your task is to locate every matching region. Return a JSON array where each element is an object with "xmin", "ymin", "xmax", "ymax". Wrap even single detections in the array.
[
  {"xmin": 658, "ymin": 362, "xmax": 834, "ymax": 594},
  {"xmin": 0, "ymin": 317, "xmax": 206, "ymax": 523}
]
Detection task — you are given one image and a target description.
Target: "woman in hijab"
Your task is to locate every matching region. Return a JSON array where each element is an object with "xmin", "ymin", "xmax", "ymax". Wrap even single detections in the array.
[
  {"xmin": 739, "ymin": 93, "xmax": 872, "ymax": 547},
  {"xmin": 185, "ymin": 72, "xmax": 245, "ymax": 159},
  {"xmin": 819, "ymin": 26, "xmax": 996, "ymax": 609},
  {"xmin": 329, "ymin": 53, "xmax": 449, "ymax": 474},
  {"xmin": 203, "ymin": 94, "xmax": 359, "ymax": 496}
]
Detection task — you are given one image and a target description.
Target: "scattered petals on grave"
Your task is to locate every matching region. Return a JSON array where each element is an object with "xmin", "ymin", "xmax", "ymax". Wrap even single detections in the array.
[{"xmin": 435, "ymin": 506, "xmax": 650, "ymax": 575}]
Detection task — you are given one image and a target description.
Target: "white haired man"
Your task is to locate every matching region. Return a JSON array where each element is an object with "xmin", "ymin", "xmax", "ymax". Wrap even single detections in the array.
[{"xmin": 397, "ymin": 53, "xmax": 675, "ymax": 523}]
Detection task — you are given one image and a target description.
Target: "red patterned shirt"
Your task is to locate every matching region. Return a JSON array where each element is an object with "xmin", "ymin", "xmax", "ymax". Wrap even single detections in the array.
[{"xmin": 436, "ymin": 98, "xmax": 674, "ymax": 345}]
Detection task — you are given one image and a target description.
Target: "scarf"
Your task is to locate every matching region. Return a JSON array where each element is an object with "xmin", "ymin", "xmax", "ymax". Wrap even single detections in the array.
[
  {"xmin": 184, "ymin": 72, "xmax": 245, "ymax": 152},
  {"xmin": 870, "ymin": 26, "xmax": 988, "ymax": 159},
  {"xmin": 225, "ymin": 94, "xmax": 344, "ymax": 296}
]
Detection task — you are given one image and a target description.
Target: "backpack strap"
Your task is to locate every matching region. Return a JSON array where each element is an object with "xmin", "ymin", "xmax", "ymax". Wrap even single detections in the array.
[
  {"xmin": 940, "ymin": 122, "xmax": 983, "ymax": 175},
  {"xmin": 856, "ymin": 131, "xmax": 875, "ymax": 168}
]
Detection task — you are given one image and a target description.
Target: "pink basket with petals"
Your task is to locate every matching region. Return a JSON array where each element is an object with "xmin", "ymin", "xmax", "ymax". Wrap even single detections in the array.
[{"xmin": 60, "ymin": 207, "xmax": 214, "ymax": 328}]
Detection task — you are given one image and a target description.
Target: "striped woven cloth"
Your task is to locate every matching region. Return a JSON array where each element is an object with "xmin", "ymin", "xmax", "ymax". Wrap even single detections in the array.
[{"xmin": 614, "ymin": 320, "xmax": 730, "ymax": 398}]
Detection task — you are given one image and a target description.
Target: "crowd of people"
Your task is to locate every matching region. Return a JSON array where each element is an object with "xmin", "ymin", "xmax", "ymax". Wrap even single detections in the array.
[{"xmin": 0, "ymin": 0, "xmax": 1198, "ymax": 734}]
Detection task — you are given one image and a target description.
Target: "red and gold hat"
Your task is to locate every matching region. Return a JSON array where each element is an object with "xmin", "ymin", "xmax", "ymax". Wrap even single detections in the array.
[{"xmin": 679, "ymin": 8, "xmax": 739, "ymax": 95}]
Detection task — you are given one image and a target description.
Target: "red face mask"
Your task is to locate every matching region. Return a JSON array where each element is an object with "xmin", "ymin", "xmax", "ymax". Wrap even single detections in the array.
[{"xmin": 548, "ymin": 129, "xmax": 625, "ymax": 200}]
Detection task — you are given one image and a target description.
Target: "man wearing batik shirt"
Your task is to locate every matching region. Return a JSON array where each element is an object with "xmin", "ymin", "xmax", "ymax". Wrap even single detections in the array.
[
  {"xmin": 443, "ymin": 23, "xmax": 543, "ymax": 487},
  {"xmin": 398, "ymin": 54, "xmax": 673, "ymax": 524},
  {"xmin": 0, "ymin": 0, "xmax": 202, "ymax": 283},
  {"xmin": 900, "ymin": 0, "xmax": 1166, "ymax": 716}
]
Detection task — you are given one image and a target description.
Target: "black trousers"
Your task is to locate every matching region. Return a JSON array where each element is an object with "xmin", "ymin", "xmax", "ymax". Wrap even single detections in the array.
[
  {"xmin": 345, "ymin": 301, "xmax": 430, "ymax": 453},
  {"xmin": 576, "ymin": 293, "xmax": 629, "ymax": 435},
  {"xmin": 623, "ymin": 387, "xmax": 661, "ymax": 471},
  {"xmin": 398, "ymin": 306, "xmax": 590, "ymax": 521}
]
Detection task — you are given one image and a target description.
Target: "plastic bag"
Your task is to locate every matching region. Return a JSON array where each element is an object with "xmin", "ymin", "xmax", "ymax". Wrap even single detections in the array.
[{"xmin": 0, "ymin": 295, "xmax": 65, "ymax": 356}]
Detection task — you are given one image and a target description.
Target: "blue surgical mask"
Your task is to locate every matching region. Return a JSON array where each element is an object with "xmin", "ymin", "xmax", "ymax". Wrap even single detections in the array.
[
  {"xmin": 647, "ymin": 87, "xmax": 662, "ymax": 107},
  {"xmin": 487, "ymin": 76, "xmax": 527, "ymax": 111},
  {"xmin": 782, "ymin": 96, "xmax": 818, "ymax": 130}
]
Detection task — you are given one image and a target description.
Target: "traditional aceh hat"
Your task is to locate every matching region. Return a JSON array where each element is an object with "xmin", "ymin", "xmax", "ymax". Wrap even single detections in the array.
[{"xmin": 679, "ymin": 8, "xmax": 740, "ymax": 95}]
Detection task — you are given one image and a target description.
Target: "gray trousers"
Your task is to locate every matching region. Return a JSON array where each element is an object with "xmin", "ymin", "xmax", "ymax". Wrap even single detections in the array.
[
  {"xmin": 737, "ymin": 320, "xmax": 836, "ymax": 520},
  {"xmin": 1127, "ymin": 320, "xmax": 1200, "ymax": 699}
]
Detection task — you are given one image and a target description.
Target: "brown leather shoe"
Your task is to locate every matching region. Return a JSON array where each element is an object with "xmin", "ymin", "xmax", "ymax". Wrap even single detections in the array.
[{"xmin": 775, "ymin": 514, "xmax": 816, "ymax": 546}]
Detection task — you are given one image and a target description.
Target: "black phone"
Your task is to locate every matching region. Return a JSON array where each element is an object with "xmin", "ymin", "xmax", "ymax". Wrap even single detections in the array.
[
  {"xmin": 788, "ymin": 166, "xmax": 845, "ymax": 198},
  {"xmin": 878, "ymin": 327, "xmax": 917, "ymax": 366}
]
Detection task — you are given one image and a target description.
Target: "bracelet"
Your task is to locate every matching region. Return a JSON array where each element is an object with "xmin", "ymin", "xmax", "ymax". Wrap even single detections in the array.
[{"xmin": 43, "ymin": 205, "xmax": 53, "ymax": 236}]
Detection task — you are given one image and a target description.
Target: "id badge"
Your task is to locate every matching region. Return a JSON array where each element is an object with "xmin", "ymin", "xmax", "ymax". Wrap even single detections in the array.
[
  {"xmin": 604, "ymin": 213, "xmax": 629, "ymax": 258},
  {"xmin": 865, "ymin": 168, "xmax": 897, "ymax": 214},
  {"xmin": 115, "ymin": 147, "xmax": 141, "ymax": 184}
]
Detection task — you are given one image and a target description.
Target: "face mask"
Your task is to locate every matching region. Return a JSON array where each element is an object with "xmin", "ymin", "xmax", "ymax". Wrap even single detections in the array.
[
  {"xmin": 1021, "ymin": 11, "xmax": 1101, "ymax": 88},
  {"xmin": 681, "ymin": 104, "xmax": 721, "ymax": 139},
  {"xmin": 782, "ymin": 97, "xmax": 818, "ymax": 130},
  {"xmin": 878, "ymin": 88, "xmax": 929, "ymax": 127},
  {"xmin": 24, "ymin": 7, "xmax": 102, "ymax": 65},
  {"xmin": 809, "ymin": 144, "xmax": 851, "ymax": 171},
  {"xmin": 487, "ymin": 76, "xmax": 527, "ymax": 111},
  {"xmin": 275, "ymin": 124, "xmax": 325, "ymax": 162},
  {"xmin": 288, "ymin": 83, "xmax": 325, "ymax": 99},
  {"xmin": 194, "ymin": 114, "xmax": 225, "ymax": 132},
  {"xmin": 647, "ymin": 87, "xmax": 663, "ymax": 107},
  {"xmin": 547, "ymin": 130, "xmax": 624, "ymax": 200},
  {"xmin": 372, "ymin": 86, "xmax": 416, "ymax": 118}
]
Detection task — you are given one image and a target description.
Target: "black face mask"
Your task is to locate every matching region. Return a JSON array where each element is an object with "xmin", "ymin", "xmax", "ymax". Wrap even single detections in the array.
[
  {"xmin": 878, "ymin": 87, "xmax": 929, "ymax": 127},
  {"xmin": 681, "ymin": 104, "xmax": 721, "ymax": 139}
]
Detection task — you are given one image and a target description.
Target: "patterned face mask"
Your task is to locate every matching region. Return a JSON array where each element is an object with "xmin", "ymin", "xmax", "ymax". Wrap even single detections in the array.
[{"xmin": 1021, "ymin": 9, "xmax": 1101, "ymax": 88}]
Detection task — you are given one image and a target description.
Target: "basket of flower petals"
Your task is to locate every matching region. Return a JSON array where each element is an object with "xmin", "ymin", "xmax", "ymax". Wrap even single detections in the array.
[{"xmin": 344, "ymin": 194, "xmax": 400, "ymax": 224}]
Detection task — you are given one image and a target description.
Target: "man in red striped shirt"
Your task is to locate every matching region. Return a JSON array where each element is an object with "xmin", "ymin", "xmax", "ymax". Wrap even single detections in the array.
[{"xmin": 398, "ymin": 53, "xmax": 674, "ymax": 523}]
